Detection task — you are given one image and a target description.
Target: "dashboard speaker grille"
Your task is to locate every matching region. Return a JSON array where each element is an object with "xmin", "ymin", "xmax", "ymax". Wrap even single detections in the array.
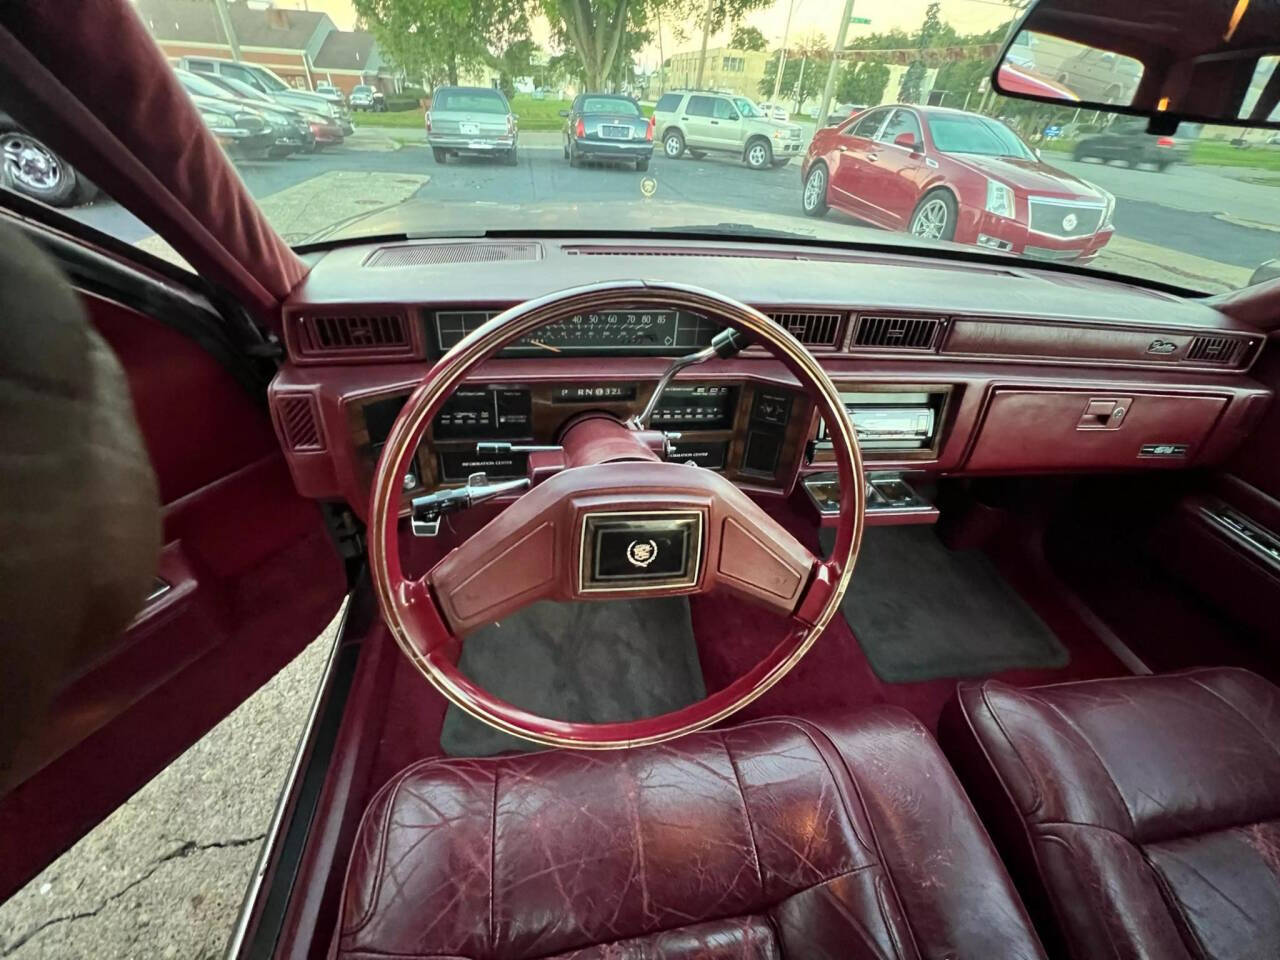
[
  {"xmin": 767, "ymin": 311, "xmax": 843, "ymax": 347},
  {"xmin": 1186, "ymin": 335, "xmax": 1247, "ymax": 365},
  {"xmin": 852, "ymin": 314, "xmax": 941, "ymax": 350},
  {"xmin": 364, "ymin": 242, "xmax": 542, "ymax": 266},
  {"xmin": 277, "ymin": 395, "xmax": 323, "ymax": 451}
]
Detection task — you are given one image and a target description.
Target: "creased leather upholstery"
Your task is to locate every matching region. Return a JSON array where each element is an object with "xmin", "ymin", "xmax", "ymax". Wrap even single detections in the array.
[
  {"xmin": 945, "ymin": 668, "xmax": 1280, "ymax": 960},
  {"xmin": 335, "ymin": 709, "xmax": 1046, "ymax": 959}
]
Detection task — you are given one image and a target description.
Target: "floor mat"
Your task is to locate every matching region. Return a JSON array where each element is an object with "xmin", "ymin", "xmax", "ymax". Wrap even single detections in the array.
[
  {"xmin": 440, "ymin": 596, "xmax": 706, "ymax": 756},
  {"xmin": 820, "ymin": 526, "xmax": 1067, "ymax": 683}
]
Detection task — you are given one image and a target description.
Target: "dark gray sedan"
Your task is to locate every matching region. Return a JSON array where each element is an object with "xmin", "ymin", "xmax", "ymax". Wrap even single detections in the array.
[{"xmin": 561, "ymin": 94, "xmax": 654, "ymax": 170}]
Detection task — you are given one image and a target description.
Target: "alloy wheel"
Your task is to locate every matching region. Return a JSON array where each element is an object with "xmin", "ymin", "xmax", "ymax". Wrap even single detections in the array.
[
  {"xmin": 803, "ymin": 167, "xmax": 825, "ymax": 210},
  {"xmin": 748, "ymin": 143, "xmax": 768, "ymax": 168},
  {"xmin": 665, "ymin": 134, "xmax": 683, "ymax": 158},
  {"xmin": 2, "ymin": 133, "xmax": 62, "ymax": 192},
  {"xmin": 911, "ymin": 198, "xmax": 949, "ymax": 240}
]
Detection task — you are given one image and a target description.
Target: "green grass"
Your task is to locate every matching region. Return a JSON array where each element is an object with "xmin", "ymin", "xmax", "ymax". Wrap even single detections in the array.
[
  {"xmin": 1189, "ymin": 140, "xmax": 1280, "ymax": 169},
  {"xmin": 354, "ymin": 108, "xmax": 426, "ymax": 129}
]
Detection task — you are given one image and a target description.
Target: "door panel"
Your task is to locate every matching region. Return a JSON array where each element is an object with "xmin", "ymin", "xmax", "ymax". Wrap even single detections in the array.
[
  {"xmin": 830, "ymin": 109, "xmax": 890, "ymax": 223},
  {"xmin": 867, "ymin": 109, "xmax": 927, "ymax": 228},
  {"xmin": 683, "ymin": 95, "xmax": 717, "ymax": 150},
  {"xmin": 0, "ymin": 268, "xmax": 346, "ymax": 900}
]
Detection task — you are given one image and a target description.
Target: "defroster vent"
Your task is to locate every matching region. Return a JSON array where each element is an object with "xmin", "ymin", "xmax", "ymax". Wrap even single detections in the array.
[
  {"xmin": 767, "ymin": 311, "xmax": 843, "ymax": 347},
  {"xmin": 364, "ymin": 242, "xmax": 542, "ymax": 266},
  {"xmin": 277, "ymin": 394, "xmax": 323, "ymax": 451},
  {"xmin": 851, "ymin": 314, "xmax": 941, "ymax": 351},
  {"xmin": 1185, "ymin": 335, "xmax": 1248, "ymax": 366}
]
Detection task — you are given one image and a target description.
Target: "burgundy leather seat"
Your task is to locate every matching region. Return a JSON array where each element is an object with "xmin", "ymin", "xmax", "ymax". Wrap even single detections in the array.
[
  {"xmin": 944, "ymin": 668, "xmax": 1280, "ymax": 960},
  {"xmin": 335, "ymin": 709, "xmax": 1047, "ymax": 959}
]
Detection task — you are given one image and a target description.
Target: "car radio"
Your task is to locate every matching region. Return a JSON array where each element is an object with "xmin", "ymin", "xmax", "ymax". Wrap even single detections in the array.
[{"xmin": 816, "ymin": 390, "xmax": 943, "ymax": 452}]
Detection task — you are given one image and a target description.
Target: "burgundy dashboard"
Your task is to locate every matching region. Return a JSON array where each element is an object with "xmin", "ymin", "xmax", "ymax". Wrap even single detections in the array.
[{"xmin": 268, "ymin": 237, "xmax": 1272, "ymax": 520}]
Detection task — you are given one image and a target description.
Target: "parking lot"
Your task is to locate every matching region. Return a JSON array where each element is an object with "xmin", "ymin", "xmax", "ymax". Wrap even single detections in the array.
[{"xmin": 64, "ymin": 126, "xmax": 1280, "ymax": 294}]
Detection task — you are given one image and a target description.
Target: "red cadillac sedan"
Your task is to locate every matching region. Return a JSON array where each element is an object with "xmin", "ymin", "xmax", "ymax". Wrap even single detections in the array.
[{"xmin": 801, "ymin": 104, "xmax": 1115, "ymax": 262}]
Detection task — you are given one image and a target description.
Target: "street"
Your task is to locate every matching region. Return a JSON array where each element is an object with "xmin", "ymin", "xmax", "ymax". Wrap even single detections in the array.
[{"xmin": 65, "ymin": 129, "xmax": 1278, "ymax": 292}]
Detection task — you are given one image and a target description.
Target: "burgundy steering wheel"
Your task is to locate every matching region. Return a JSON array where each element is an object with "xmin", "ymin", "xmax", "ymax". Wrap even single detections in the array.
[{"xmin": 368, "ymin": 281, "xmax": 865, "ymax": 748}]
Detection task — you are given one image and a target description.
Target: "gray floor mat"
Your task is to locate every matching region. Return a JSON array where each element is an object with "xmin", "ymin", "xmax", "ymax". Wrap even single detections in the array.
[
  {"xmin": 440, "ymin": 596, "xmax": 706, "ymax": 756},
  {"xmin": 820, "ymin": 525, "xmax": 1067, "ymax": 683}
]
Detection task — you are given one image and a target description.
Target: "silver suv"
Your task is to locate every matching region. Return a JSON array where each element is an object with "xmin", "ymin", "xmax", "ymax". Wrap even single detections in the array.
[{"xmin": 652, "ymin": 91, "xmax": 803, "ymax": 169}]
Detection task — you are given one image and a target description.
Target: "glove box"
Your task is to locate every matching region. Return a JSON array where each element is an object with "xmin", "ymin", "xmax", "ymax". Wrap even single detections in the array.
[{"xmin": 965, "ymin": 389, "xmax": 1228, "ymax": 472}]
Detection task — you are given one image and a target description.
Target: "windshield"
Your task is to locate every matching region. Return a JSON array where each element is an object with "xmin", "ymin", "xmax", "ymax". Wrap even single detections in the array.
[
  {"xmin": 927, "ymin": 114, "xmax": 1035, "ymax": 160},
  {"xmin": 581, "ymin": 96, "xmax": 639, "ymax": 114},
  {"xmin": 176, "ymin": 70, "xmax": 233, "ymax": 101},
  {"xmin": 222, "ymin": 77, "xmax": 271, "ymax": 103},
  {"xmin": 433, "ymin": 89, "xmax": 509, "ymax": 113},
  {"xmin": 15, "ymin": 0, "xmax": 1277, "ymax": 296}
]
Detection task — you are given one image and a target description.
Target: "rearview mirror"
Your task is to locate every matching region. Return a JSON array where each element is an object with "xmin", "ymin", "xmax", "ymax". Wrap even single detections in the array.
[
  {"xmin": 893, "ymin": 132, "xmax": 921, "ymax": 152},
  {"xmin": 994, "ymin": 0, "xmax": 1280, "ymax": 131}
]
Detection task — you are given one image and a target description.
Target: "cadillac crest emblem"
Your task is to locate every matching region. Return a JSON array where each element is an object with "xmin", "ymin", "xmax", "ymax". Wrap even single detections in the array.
[{"xmin": 626, "ymin": 539, "xmax": 658, "ymax": 568}]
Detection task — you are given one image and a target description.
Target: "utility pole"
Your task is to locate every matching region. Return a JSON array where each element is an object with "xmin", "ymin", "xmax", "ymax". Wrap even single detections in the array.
[
  {"xmin": 794, "ymin": 56, "xmax": 806, "ymax": 113},
  {"xmin": 771, "ymin": 0, "xmax": 797, "ymax": 103},
  {"xmin": 211, "ymin": 0, "xmax": 242, "ymax": 61},
  {"xmin": 657, "ymin": 11, "xmax": 666, "ymax": 94},
  {"xmin": 694, "ymin": 0, "xmax": 714, "ymax": 88},
  {"xmin": 816, "ymin": 0, "xmax": 855, "ymax": 130}
]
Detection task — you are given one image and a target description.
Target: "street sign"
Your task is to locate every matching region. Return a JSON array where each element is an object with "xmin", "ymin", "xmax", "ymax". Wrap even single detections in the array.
[{"xmin": 850, "ymin": 16, "xmax": 871, "ymax": 24}]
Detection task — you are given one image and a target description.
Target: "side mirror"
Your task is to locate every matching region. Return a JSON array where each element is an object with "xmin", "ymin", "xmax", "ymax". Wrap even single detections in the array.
[
  {"xmin": 893, "ymin": 132, "xmax": 922, "ymax": 152},
  {"xmin": 558, "ymin": 110, "xmax": 569, "ymax": 118}
]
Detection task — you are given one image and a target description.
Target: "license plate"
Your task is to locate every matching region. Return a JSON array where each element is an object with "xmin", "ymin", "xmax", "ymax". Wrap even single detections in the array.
[
  {"xmin": 459, "ymin": 122, "xmax": 480, "ymax": 135},
  {"xmin": 601, "ymin": 125, "xmax": 631, "ymax": 140}
]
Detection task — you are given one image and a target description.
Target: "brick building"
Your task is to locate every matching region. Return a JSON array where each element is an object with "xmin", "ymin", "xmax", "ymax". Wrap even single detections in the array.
[{"xmin": 137, "ymin": 0, "xmax": 400, "ymax": 95}]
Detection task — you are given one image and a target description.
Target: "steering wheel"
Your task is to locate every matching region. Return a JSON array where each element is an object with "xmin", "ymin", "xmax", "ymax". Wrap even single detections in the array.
[{"xmin": 368, "ymin": 281, "xmax": 865, "ymax": 749}]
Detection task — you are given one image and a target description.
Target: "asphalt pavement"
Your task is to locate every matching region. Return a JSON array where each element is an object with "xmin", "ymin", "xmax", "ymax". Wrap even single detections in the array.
[{"xmin": 61, "ymin": 129, "xmax": 1277, "ymax": 293}]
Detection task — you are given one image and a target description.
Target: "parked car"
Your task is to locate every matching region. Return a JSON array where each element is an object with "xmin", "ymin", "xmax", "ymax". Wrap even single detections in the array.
[
  {"xmin": 189, "ymin": 94, "xmax": 275, "ymax": 160},
  {"xmin": 175, "ymin": 69, "xmax": 315, "ymax": 158},
  {"xmin": 349, "ymin": 84, "xmax": 385, "ymax": 112},
  {"xmin": 757, "ymin": 101, "xmax": 790, "ymax": 122},
  {"xmin": 997, "ymin": 63, "xmax": 1080, "ymax": 101},
  {"xmin": 560, "ymin": 93, "xmax": 654, "ymax": 170},
  {"xmin": 653, "ymin": 90, "xmax": 803, "ymax": 169},
  {"xmin": 314, "ymin": 82, "xmax": 346, "ymax": 108},
  {"xmin": 427, "ymin": 86, "xmax": 518, "ymax": 165},
  {"xmin": 0, "ymin": 110, "xmax": 97, "ymax": 206},
  {"xmin": 1072, "ymin": 118, "xmax": 1190, "ymax": 170},
  {"xmin": 176, "ymin": 56, "xmax": 353, "ymax": 137},
  {"xmin": 197, "ymin": 72, "xmax": 342, "ymax": 150},
  {"xmin": 801, "ymin": 104, "xmax": 1115, "ymax": 262},
  {"xmin": 825, "ymin": 102, "xmax": 865, "ymax": 126}
]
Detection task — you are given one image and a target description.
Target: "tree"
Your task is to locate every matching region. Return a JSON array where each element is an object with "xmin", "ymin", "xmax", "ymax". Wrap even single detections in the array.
[
  {"xmin": 897, "ymin": 0, "xmax": 941, "ymax": 103},
  {"xmin": 352, "ymin": 0, "xmax": 531, "ymax": 87},
  {"xmin": 837, "ymin": 61, "xmax": 890, "ymax": 106},
  {"xmin": 731, "ymin": 24, "xmax": 767, "ymax": 52},
  {"xmin": 542, "ymin": 0, "xmax": 770, "ymax": 93},
  {"xmin": 758, "ymin": 34, "xmax": 829, "ymax": 112}
]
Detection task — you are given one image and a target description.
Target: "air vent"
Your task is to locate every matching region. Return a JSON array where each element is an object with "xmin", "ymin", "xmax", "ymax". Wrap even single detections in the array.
[
  {"xmin": 364, "ymin": 242, "xmax": 542, "ymax": 267},
  {"xmin": 768, "ymin": 311, "xmax": 843, "ymax": 347},
  {"xmin": 276, "ymin": 395, "xmax": 323, "ymax": 451},
  {"xmin": 851, "ymin": 314, "xmax": 941, "ymax": 351},
  {"xmin": 291, "ymin": 311, "xmax": 418, "ymax": 362},
  {"xmin": 1185, "ymin": 335, "xmax": 1247, "ymax": 365}
]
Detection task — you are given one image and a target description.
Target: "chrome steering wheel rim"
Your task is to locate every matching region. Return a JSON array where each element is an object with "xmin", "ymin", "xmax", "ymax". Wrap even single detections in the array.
[{"xmin": 367, "ymin": 280, "xmax": 865, "ymax": 749}]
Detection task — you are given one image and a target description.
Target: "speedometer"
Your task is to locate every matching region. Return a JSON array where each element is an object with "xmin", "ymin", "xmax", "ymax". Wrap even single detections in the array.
[{"xmin": 432, "ymin": 308, "xmax": 722, "ymax": 356}]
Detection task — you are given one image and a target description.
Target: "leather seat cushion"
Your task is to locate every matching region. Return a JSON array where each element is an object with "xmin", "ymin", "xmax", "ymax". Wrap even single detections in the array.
[
  {"xmin": 943, "ymin": 668, "xmax": 1280, "ymax": 960},
  {"xmin": 335, "ymin": 709, "xmax": 1046, "ymax": 959}
]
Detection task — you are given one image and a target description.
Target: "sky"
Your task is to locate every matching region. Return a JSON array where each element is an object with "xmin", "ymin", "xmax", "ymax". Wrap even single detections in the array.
[{"xmin": 271, "ymin": 0, "xmax": 1013, "ymax": 70}]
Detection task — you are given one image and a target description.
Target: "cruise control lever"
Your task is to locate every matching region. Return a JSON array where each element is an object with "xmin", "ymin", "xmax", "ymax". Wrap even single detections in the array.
[
  {"xmin": 474, "ymin": 442, "xmax": 562, "ymax": 455},
  {"xmin": 628, "ymin": 327, "xmax": 749, "ymax": 430},
  {"xmin": 410, "ymin": 471, "xmax": 530, "ymax": 536}
]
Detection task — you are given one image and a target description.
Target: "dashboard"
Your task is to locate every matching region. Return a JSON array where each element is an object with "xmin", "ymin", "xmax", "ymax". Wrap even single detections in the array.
[{"xmin": 270, "ymin": 237, "xmax": 1272, "ymax": 523}]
